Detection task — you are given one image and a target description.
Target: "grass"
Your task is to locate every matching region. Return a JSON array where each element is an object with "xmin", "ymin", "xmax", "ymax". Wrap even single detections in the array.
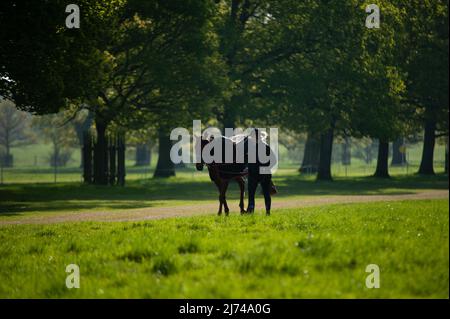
[
  {"xmin": 0, "ymin": 199, "xmax": 447, "ymax": 298},
  {"xmin": 1, "ymin": 143, "xmax": 448, "ymax": 298},
  {"xmin": 0, "ymin": 170, "xmax": 448, "ymax": 220},
  {"xmin": 1, "ymin": 160, "xmax": 447, "ymax": 184}
]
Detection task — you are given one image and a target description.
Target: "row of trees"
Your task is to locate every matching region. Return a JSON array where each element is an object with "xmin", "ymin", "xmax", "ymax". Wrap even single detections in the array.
[
  {"xmin": 0, "ymin": 99, "xmax": 81, "ymax": 167},
  {"xmin": 2, "ymin": 99, "xmax": 440, "ymax": 170},
  {"xmin": 281, "ymin": 134, "xmax": 418, "ymax": 172},
  {"xmin": 1, "ymin": 0, "xmax": 448, "ymax": 182},
  {"xmin": 0, "ymin": 99, "xmax": 155, "ymax": 168}
]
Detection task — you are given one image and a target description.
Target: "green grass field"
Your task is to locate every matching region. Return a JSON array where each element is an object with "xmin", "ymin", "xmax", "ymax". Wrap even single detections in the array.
[
  {"xmin": 1, "ymin": 142, "xmax": 448, "ymax": 299},
  {"xmin": 0, "ymin": 200, "xmax": 448, "ymax": 298},
  {"xmin": 0, "ymin": 170, "xmax": 448, "ymax": 220}
]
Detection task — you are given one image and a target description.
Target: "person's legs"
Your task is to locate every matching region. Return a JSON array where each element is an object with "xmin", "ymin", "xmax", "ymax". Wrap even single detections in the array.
[
  {"xmin": 260, "ymin": 175, "xmax": 272, "ymax": 215},
  {"xmin": 247, "ymin": 174, "xmax": 258, "ymax": 213}
]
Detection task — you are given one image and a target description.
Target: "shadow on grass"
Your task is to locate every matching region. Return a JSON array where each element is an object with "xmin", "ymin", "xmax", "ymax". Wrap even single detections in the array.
[
  {"xmin": 275, "ymin": 173, "xmax": 449, "ymax": 197},
  {"xmin": 0, "ymin": 200, "xmax": 158, "ymax": 214},
  {"xmin": 0, "ymin": 172, "xmax": 448, "ymax": 216}
]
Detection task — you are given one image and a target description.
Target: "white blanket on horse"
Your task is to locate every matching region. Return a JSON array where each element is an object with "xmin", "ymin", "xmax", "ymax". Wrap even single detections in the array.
[{"xmin": 225, "ymin": 132, "xmax": 268, "ymax": 144}]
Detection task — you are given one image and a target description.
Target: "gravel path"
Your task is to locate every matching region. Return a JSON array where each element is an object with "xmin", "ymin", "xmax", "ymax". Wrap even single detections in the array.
[{"xmin": 0, "ymin": 190, "xmax": 448, "ymax": 226}]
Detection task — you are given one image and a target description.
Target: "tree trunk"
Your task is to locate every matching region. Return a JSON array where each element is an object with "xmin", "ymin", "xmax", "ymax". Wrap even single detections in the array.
[
  {"xmin": 391, "ymin": 137, "xmax": 406, "ymax": 166},
  {"xmin": 154, "ymin": 128, "xmax": 175, "ymax": 178},
  {"xmin": 342, "ymin": 136, "xmax": 351, "ymax": 166},
  {"xmin": 109, "ymin": 137, "xmax": 116, "ymax": 185},
  {"xmin": 51, "ymin": 143, "xmax": 60, "ymax": 167},
  {"xmin": 117, "ymin": 134, "xmax": 126, "ymax": 186},
  {"xmin": 418, "ymin": 119, "xmax": 436, "ymax": 175},
  {"xmin": 299, "ymin": 132, "xmax": 320, "ymax": 173},
  {"xmin": 374, "ymin": 139, "xmax": 390, "ymax": 178},
  {"xmin": 445, "ymin": 136, "xmax": 448, "ymax": 174},
  {"xmin": 74, "ymin": 111, "xmax": 93, "ymax": 168},
  {"xmin": 219, "ymin": 1, "xmax": 240, "ymax": 131},
  {"xmin": 3, "ymin": 145, "xmax": 13, "ymax": 167},
  {"xmin": 82, "ymin": 131, "xmax": 93, "ymax": 184},
  {"xmin": 317, "ymin": 128, "xmax": 334, "ymax": 181},
  {"xmin": 93, "ymin": 119, "xmax": 109, "ymax": 185},
  {"xmin": 135, "ymin": 144, "xmax": 151, "ymax": 166}
]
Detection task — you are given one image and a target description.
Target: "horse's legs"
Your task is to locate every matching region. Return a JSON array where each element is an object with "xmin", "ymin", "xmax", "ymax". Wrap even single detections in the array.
[
  {"xmin": 237, "ymin": 178, "xmax": 246, "ymax": 214},
  {"xmin": 222, "ymin": 181, "xmax": 230, "ymax": 216},
  {"xmin": 247, "ymin": 174, "xmax": 257, "ymax": 213},
  {"xmin": 216, "ymin": 182, "xmax": 223, "ymax": 216},
  {"xmin": 260, "ymin": 176, "xmax": 272, "ymax": 216}
]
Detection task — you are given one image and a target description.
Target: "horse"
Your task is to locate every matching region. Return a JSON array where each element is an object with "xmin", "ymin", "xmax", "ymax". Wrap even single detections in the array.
[
  {"xmin": 196, "ymin": 130, "xmax": 277, "ymax": 216},
  {"xmin": 195, "ymin": 136, "xmax": 247, "ymax": 216}
]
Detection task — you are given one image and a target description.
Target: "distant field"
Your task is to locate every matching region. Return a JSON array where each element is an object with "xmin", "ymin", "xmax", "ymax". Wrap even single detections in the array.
[
  {"xmin": 1, "ymin": 140, "xmax": 447, "ymax": 184},
  {"xmin": 0, "ymin": 200, "xmax": 447, "ymax": 298}
]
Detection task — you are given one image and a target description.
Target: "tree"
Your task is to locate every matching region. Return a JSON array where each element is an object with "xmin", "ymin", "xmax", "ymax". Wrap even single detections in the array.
[
  {"xmin": 125, "ymin": 127, "xmax": 155, "ymax": 167},
  {"xmin": 214, "ymin": 0, "xmax": 260, "ymax": 129},
  {"xmin": 153, "ymin": 127, "xmax": 175, "ymax": 178},
  {"xmin": 397, "ymin": 1, "xmax": 449, "ymax": 175},
  {"xmin": 352, "ymin": 138, "xmax": 377, "ymax": 165},
  {"xmin": 0, "ymin": 0, "xmax": 114, "ymax": 114},
  {"xmin": 347, "ymin": 1, "xmax": 408, "ymax": 178},
  {"xmin": 341, "ymin": 137, "xmax": 351, "ymax": 166},
  {"xmin": 1, "ymin": 0, "xmax": 219, "ymax": 182},
  {"xmin": 32, "ymin": 113, "xmax": 78, "ymax": 167},
  {"xmin": 0, "ymin": 98, "xmax": 33, "ymax": 167},
  {"xmin": 72, "ymin": 109, "xmax": 94, "ymax": 167},
  {"xmin": 353, "ymin": 63, "xmax": 407, "ymax": 179},
  {"xmin": 374, "ymin": 140, "xmax": 390, "ymax": 178},
  {"xmin": 92, "ymin": 0, "xmax": 219, "ymax": 180},
  {"xmin": 213, "ymin": 0, "xmax": 324, "ymax": 130},
  {"xmin": 251, "ymin": 1, "xmax": 396, "ymax": 180},
  {"xmin": 445, "ymin": 136, "xmax": 449, "ymax": 174},
  {"xmin": 391, "ymin": 138, "xmax": 406, "ymax": 166},
  {"xmin": 135, "ymin": 144, "xmax": 152, "ymax": 166},
  {"xmin": 1, "ymin": 0, "xmax": 127, "ymax": 183},
  {"xmin": 300, "ymin": 132, "xmax": 320, "ymax": 174}
]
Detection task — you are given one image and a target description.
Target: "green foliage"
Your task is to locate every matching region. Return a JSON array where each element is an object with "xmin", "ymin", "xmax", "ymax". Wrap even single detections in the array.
[
  {"xmin": 2, "ymin": 1, "xmax": 447, "ymax": 136},
  {"xmin": 249, "ymin": 1, "xmax": 408, "ymax": 141},
  {"xmin": 0, "ymin": 0, "xmax": 124, "ymax": 113},
  {"xmin": 396, "ymin": 0, "xmax": 449, "ymax": 133},
  {"xmin": 1, "ymin": 1, "xmax": 448, "ymax": 179}
]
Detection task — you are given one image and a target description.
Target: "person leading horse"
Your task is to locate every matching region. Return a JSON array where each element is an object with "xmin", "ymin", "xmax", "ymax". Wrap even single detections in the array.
[{"xmin": 196, "ymin": 128, "xmax": 277, "ymax": 216}]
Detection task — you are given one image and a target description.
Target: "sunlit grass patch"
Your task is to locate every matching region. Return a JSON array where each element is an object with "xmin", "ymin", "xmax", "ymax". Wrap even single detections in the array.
[{"xmin": 0, "ymin": 199, "xmax": 448, "ymax": 298}]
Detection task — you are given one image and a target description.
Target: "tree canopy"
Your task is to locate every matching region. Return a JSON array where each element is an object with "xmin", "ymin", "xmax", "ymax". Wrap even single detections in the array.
[{"xmin": 1, "ymin": 0, "xmax": 447, "ymax": 180}]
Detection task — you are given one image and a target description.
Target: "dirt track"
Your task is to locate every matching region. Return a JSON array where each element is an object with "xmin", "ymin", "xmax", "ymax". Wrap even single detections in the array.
[{"xmin": 1, "ymin": 189, "xmax": 448, "ymax": 226}]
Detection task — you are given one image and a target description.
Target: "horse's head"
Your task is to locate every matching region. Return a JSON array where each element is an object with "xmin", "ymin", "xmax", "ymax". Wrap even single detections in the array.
[{"xmin": 195, "ymin": 136, "xmax": 210, "ymax": 171}]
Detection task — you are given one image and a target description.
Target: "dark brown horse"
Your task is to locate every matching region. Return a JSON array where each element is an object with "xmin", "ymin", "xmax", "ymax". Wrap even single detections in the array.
[
  {"xmin": 195, "ymin": 136, "xmax": 247, "ymax": 216},
  {"xmin": 196, "ymin": 131, "xmax": 278, "ymax": 216}
]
